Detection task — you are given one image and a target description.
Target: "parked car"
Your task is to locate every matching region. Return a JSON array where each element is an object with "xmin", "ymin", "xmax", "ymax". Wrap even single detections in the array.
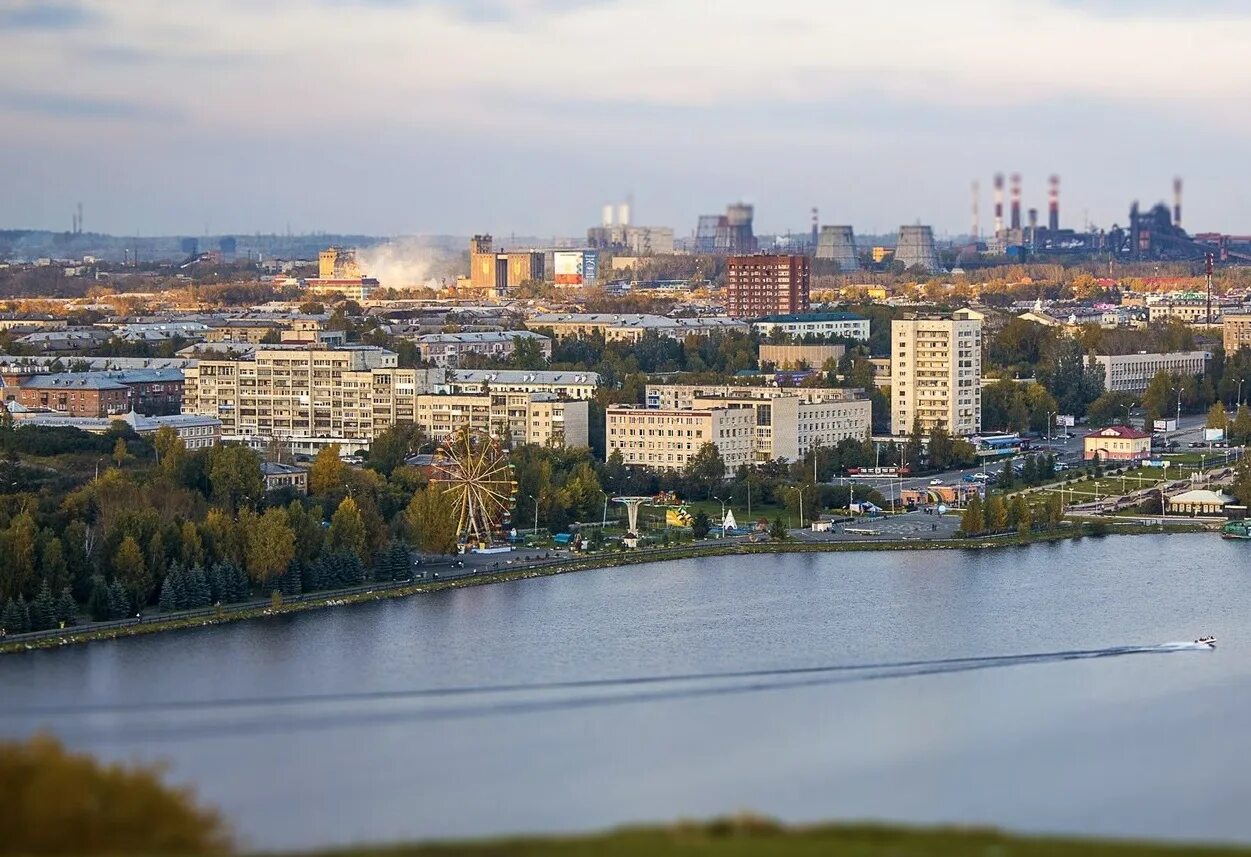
[{"xmin": 929, "ymin": 478, "xmax": 943, "ymax": 485}]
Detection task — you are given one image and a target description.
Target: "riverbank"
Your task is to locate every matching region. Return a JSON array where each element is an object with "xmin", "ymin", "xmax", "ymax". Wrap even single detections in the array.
[
  {"xmin": 302, "ymin": 818, "xmax": 1251, "ymax": 856},
  {"xmin": 0, "ymin": 521, "xmax": 1209, "ymax": 655}
]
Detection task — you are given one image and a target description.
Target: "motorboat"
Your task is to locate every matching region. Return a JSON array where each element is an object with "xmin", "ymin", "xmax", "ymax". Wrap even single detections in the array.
[{"xmin": 1194, "ymin": 636, "xmax": 1217, "ymax": 649}]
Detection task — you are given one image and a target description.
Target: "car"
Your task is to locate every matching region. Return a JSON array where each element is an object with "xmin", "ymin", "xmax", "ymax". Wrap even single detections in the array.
[{"xmin": 929, "ymin": 478, "xmax": 943, "ymax": 485}]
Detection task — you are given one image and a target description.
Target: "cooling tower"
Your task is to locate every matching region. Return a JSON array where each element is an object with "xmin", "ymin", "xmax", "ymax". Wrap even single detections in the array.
[
  {"xmin": 815, "ymin": 225, "xmax": 860, "ymax": 272},
  {"xmin": 895, "ymin": 225, "xmax": 939, "ymax": 272}
]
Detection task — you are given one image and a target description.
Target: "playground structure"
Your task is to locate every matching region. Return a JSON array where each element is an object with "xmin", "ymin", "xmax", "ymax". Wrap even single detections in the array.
[{"xmin": 612, "ymin": 497, "xmax": 651, "ymax": 548}]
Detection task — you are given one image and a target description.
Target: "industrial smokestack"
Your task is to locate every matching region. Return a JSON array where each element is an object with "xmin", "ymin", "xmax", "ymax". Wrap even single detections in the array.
[
  {"xmin": 971, "ymin": 181, "xmax": 980, "ymax": 240},
  {"xmin": 993, "ymin": 173, "xmax": 1004, "ymax": 234},
  {"xmin": 1048, "ymin": 175, "xmax": 1059, "ymax": 232},
  {"xmin": 618, "ymin": 202, "xmax": 631, "ymax": 227},
  {"xmin": 1174, "ymin": 177, "xmax": 1183, "ymax": 227},
  {"xmin": 811, "ymin": 207, "xmax": 818, "ymax": 249},
  {"xmin": 602, "ymin": 204, "xmax": 614, "ymax": 227},
  {"xmin": 1010, "ymin": 173, "xmax": 1022, "ymax": 231}
]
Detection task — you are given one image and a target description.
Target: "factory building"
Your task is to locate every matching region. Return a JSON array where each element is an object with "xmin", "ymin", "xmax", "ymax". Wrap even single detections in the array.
[
  {"xmin": 815, "ymin": 226, "xmax": 860, "ymax": 272},
  {"xmin": 894, "ymin": 225, "xmax": 940, "ymax": 273},
  {"xmin": 467, "ymin": 235, "xmax": 545, "ymax": 297},
  {"xmin": 694, "ymin": 203, "xmax": 756, "ymax": 254}
]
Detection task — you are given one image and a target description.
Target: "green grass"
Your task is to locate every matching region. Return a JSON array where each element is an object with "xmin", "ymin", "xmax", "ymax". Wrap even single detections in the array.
[{"xmin": 303, "ymin": 819, "xmax": 1251, "ymax": 856}]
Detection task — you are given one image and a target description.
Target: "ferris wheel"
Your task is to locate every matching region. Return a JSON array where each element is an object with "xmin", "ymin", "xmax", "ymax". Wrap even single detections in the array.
[{"xmin": 430, "ymin": 427, "xmax": 517, "ymax": 545}]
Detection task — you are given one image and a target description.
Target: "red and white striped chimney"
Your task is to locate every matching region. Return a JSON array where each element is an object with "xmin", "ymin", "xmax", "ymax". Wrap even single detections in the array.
[
  {"xmin": 1010, "ymin": 173, "xmax": 1022, "ymax": 231},
  {"xmin": 993, "ymin": 173, "xmax": 1004, "ymax": 234},
  {"xmin": 1048, "ymin": 175, "xmax": 1059, "ymax": 232}
]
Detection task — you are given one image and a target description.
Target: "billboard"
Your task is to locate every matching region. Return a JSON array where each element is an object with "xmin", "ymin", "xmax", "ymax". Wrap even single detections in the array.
[
  {"xmin": 1205, "ymin": 428, "xmax": 1226, "ymax": 442},
  {"xmin": 1153, "ymin": 419, "xmax": 1178, "ymax": 433},
  {"xmin": 553, "ymin": 250, "xmax": 599, "ymax": 285},
  {"xmin": 1056, "ymin": 414, "xmax": 1076, "ymax": 428}
]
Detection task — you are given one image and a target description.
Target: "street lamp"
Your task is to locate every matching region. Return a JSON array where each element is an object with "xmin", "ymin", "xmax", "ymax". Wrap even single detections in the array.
[
  {"xmin": 1046, "ymin": 411, "xmax": 1055, "ymax": 444},
  {"xmin": 529, "ymin": 493, "xmax": 540, "ymax": 536},
  {"xmin": 601, "ymin": 490, "xmax": 609, "ymax": 531},
  {"xmin": 797, "ymin": 485, "xmax": 809, "ymax": 529},
  {"xmin": 712, "ymin": 494, "xmax": 732, "ymax": 535}
]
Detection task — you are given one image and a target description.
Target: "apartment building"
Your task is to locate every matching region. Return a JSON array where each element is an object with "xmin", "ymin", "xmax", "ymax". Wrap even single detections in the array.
[
  {"xmin": 725, "ymin": 254, "xmax": 810, "ymax": 320},
  {"xmin": 526, "ymin": 313, "xmax": 747, "ymax": 343},
  {"xmin": 646, "ymin": 383, "xmax": 865, "ymax": 411},
  {"xmin": 605, "ymin": 405, "xmax": 755, "ymax": 472},
  {"xmin": 182, "ymin": 346, "xmax": 590, "ymax": 454},
  {"xmin": 1224, "ymin": 313, "xmax": 1251, "ymax": 354},
  {"xmin": 1092, "ymin": 351, "xmax": 1210, "ymax": 394},
  {"xmin": 758, "ymin": 343, "xmax": 846, "ymax": 370},
  {"xmin": 1146, "ymin": 301, "xmax": 1237, "ymax": 325},
  {"xmin": 751, "ymin": 312, "xmax": 870, "ymax": 341},
  {"xmin": 891, "ymin": 311, "xmax": 982, "ymax": 436},
  {"xmin": 414, "ymin": 331, "xmax": 551, "ymax": 368}
]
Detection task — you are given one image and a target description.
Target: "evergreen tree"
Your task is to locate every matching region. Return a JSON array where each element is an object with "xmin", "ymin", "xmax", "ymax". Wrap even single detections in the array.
[
  {"xmin": 300, "ymin": 559, "xmax": 325, "ymax": 593},
  {"xmin": 108, "ymin": 579, "xmax": 131, "ymax": 619},
  {"xmin": 998, "ymin": 459, "xmax": 1015, "ymax": 489},
  {"xmin": 1010, "ymin": 495, "xmax": 1030, "ymax": 534},
  {"xmin": 185, "ymin": 566, "xmax": 212, "ymax": 609},
  {"xmin": 1022, "ymin": 455, "xmax": 1039, "ymax": 485},
  {"xmin": 1045, "ymin": 492, "xmax": 1065, "ymax": 530},
  {"xmin": 1039, "ymin": 454, "xmax": 1056, "ymax": 481},
  {"xmin": 279, "ymin": 564, "xmax": 302, "ymax": 597},
  {"xmin": 54, "ymin": 587, "xmax": 77, "ymax": 626},
  {"xmin": 87, "ymin": 578, "xmax": 112, "ymax": 622},
  {"xmin": 28, "ymin": 581, "xmax": 55, "ymax": 632},
  {"xmin": 158, "ymin": 574, "xmax": 179, "ymax": 614},
  {"xmin": 769, "ymin": 517, "xmax": 788, "ymax": 540},
  {"xmin": 228, "ymin": 562, "xmax": 250, "ymax": 603},
  {"xmin": 1, "ymin": 597, "xmax": 29, "ymax": 633},
  {"xmin": 338, "ymin": 550, "xmax": 365, "ymax": 587},
  {"xmin": 691, "ymin": 510, "xmax": 712, "ymax": 539}
]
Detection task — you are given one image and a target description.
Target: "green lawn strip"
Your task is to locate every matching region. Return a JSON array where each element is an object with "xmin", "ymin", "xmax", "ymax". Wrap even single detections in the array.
[{"xmin": 295, "ymin": 820, "xmax": 1251, "ymax": 857}]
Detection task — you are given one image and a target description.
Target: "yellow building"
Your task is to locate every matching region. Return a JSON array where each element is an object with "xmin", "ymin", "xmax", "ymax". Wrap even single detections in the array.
[
  {"xmin": 1224, "ymin": 313, "xmax": 1251, "ymax": 354},
  {"xmin": 1083, "ymin": 425, "xmax": 1151, "ymax": 462},
  {"xmin": 871, "ymin": 247, "xmax": 892, "ymax": 264},
  {"xmin": 605, "ymin": 405, "xmax": 755, "ymax": 472}
]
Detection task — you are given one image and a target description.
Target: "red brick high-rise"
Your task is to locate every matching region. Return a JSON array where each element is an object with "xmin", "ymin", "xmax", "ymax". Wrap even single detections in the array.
[{"xmin": 725, "ymin": 254, "xmax": 810, "ymax": 320}]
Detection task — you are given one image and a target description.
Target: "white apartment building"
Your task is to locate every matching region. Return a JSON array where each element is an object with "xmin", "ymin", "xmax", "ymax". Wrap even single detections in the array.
[
  {"xmin": 1092, "ymin": 351, "xmax": 1210, "ymax": 394},
  {"xmin": 415, "ymin": 392, "xmax": 588, "ymax": 448},
  {"xmin": 891, "ymin": 311, "xmax": 982, "ymax": 436},
  {"xmin": 182, "ymin": 346, "xmax": 589, "ymax": 454},
  {"xmin": 436, "ymin": 369, "xmax": 599, "ymax": 400},
  {"xmin": 644, "ymin": 383, "xmax": 871, "ymax": 463},
  {"xmin": 606, "ymin": 405, "xmax": 754, "ymax": 472},
  {"xmin": 1146, "ymin": 301, "xmax": 1235, "ymax": 325},
  {"xmin": 751, "ymin": 312, "xmax": 870, "ymax": 342}
]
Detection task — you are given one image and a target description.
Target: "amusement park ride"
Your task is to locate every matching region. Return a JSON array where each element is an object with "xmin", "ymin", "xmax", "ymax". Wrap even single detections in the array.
[{"xmin": 429, "ymin": 427, "xmax": 517, "ymax": 550}]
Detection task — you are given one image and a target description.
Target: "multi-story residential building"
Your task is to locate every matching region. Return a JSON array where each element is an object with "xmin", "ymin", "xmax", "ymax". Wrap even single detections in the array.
[
  {"xmin": 1146, "ymin": 301, "xmax": 1238, "ymax": 325},
  {"xmin": 891, "ymin": 311, "xmax": 982, "ymax": 436},
  {"xmin": 1092, "ymin": 351, "xmax": 1210, "ymax": 394},
  {"xmin": 182, "ymin": 346, "xmax": 590, "ymax": 454},
  {"xmin": 526, "ymin": 313, "xmax": 747, "ymax": 343},
  {"xmin": 1224, "ymin": 313, "xmax": 1251, "ymax": 354},
  {"xmin": 415, "ymin": 331, "xmax": 551, "ymax": 368},
  {"xmin": 751, "ymin": 312, "xmax": 869, "ymax": 342},
  {"xmin": 415, "ymin": 392, "xmax": 588, "ymax": 448},
  {"xmin": 7, "ymin": 409, "xmax": 221, "ymax": 449},
  {"xmin": 725, "ymin": 254, "xmax": 810, "ymax": 320},
  {"xmin": 644, "ymin": 384, "xmax": 870, "ymax": 463},
  {"xmin": 605, "ymin": 405, "xmax": 755, "ymax": 472},
  {"xmin": 758, "ymin": 343, "xmax": 846, "ymax": 370},
  {"xmin": 10, "ymin": 374, "xmax": 131, "ymax": 417}
]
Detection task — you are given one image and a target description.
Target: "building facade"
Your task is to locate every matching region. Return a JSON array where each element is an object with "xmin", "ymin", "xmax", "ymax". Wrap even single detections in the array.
[
  {"xmin": 1092, "ymin": 351, "xmax": 1210, "ymax": 394},
  {"xmin": 1083, "ymin": 425, "xmax": 1151, "ymax": 461},
  {"xmin": 891, "ymin": 311, "xmax": 983, "ymax": 436},
  {"xmin": 751, "ymin": 312, "xmax": 870, "ymax": 341},
  {"xmin": 526, "ymin": 313, "xmax": 747, "ymax": 343},
  {"xmin": 725, "ymin": 254, "xmax": 810, "ymax": 320},
  {"xmin": 605, "ymin": 405, "xmax": 755, "ymax": 472},
  {"xmin": 1224, "ymin": 313, "xmax": 1251, "ymax": 354},
  {"xmin": 415, "ymin": 331, "xmax": 551, "ymax": 368},
  {"xmin": 758, "ymin": 343, "xmax": 846, "ymax": 370}
]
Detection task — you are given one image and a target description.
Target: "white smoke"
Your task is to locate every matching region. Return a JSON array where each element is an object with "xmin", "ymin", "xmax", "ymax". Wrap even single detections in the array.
[{"xmin": 354, "ymin": 238, "xmax": 445, "ymax": 290}]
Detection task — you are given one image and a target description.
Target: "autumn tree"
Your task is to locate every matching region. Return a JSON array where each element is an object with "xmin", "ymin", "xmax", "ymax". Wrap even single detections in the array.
[
  {"xmin": 960, "ymin": 495, "xmax": 985, "ymax": 535},
  {"xmin": 309, "ymin": 444, "xmax": 345, "ymax": 495},
  {"xmin": 112, "ymin": 437, "xmax": 129, "ymax": 468},
  {"xmin": 985, "ymin": 494, "xmax": 1008, "ymax": 532},
  {"xmin": 405, "ymin": 485, "xmax": 459, "ymax": 555},
  {"xmin": 152, "ymin": 425, "xmax": 188, "ymax": 482},
  {"xmin": 1, "ymin": 511, "xmax": 38, "ymax": 600},
  {"xmin": 327, "ymin": 496, "xmax": 367, "ymax": 561},
  {"xmin": 243, "ymin": 506, "xmax": 296, "ymax": 585},
  {"xmin": 113, "ymin": 535, "xmax": 151, "ymax": 611},
  {"xmin": 207, "ymin": 444, "xmax": 264, "ymax": 511},
  {"xmin": 1207, "ymin": 402, "xmax": 1229, "ymax": 432},
  {"xmin": 683, "ymin": 442, "xmax": 725, "ymax": 500}
]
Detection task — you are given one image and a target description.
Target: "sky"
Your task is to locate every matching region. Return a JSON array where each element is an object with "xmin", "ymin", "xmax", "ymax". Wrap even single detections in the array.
[{"xmin": 2, "ymin": 0, "xmax": 1250, "ymax": 239}]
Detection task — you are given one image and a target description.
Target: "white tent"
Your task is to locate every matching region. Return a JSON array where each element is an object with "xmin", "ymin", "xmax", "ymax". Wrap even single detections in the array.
[{"xmin": 722, "ymin": 509, "xmax": 738, "ymax": 534}]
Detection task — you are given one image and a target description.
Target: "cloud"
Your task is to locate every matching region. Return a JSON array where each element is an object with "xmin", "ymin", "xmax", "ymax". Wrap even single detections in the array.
[
  {"xmin": 1051, "ymin": 0, "xmax": 1251, "ymax": 18},
  {"xmin": 0, "ymin": 1, "xmax": 99, "ymax": 29},
  {"xmin": 316, "ymin": 0, "xmax": 613, "ymax": 23}
]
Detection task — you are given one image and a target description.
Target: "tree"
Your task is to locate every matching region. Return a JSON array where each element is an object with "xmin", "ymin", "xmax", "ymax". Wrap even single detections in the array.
[
  {"xmin": 960, "ymin": 495, "xmax": 985, "ymax": 535},
  {"xmin": 1, "ymin": 511, "xmax": 38, "ymax": 601},
  {"xmin": 158, "ymin": 572, "xmax": 179, "ymax": 614},
  {"xmin": 179, "ymin": 520, "xmax": 204, "ymax": 568},
  {"xmin": 27, "ymin": 581, "xmax": 55, "ymax": 631},
  {"xmin": 309, "ymin": 444, "xmax": 345, "ymax": 495},
  {"xmin": 112, "ymin": 437, "xmax": 129, "ymax": 468},
  {"xmin": 286, "ymin": 500, "xmax": 325, "ymax": 564},
  {"xmin": 39, "ymin": 536, "xmax": 68, "ymax": 595},
  {"xmin": 997, "ymin": 459, "xmax": 1015, "ymax": 490},
  {"xmin": 1017, "ymin": 501, "xmax": 1034, "ymax": 536},
  {"xmin": 405, "ymin": 485, "xmax": 459, "ymax": 555},
  {"xmin": 87, "ymin": 578, "xmax": 111, "ymax": 622},
  {"xmin": 1231, "ymin": 405, "xmax": 1251, "ymax": 446},
  {"xmin": 904, "ymin": 415, "xmax": 925, "ymax": 473},
  {"xmin": 366, "ymin": 424, "xmax": 420, "ymax": 478},
  {"xmin": 1087, "ymin": 391, "xmax": 1136, "ymax": 427},
  {"xmin": 243, "ymin": 506, "xmax": 296, "ymax": 585},
  {"xmin": 986, "ymin": 494, "xmax": 1008, "ymax": 532},
  {"xmin": 769, "ymin": 517, "xmax": 788, "ymax": 540},
  {"xmin": 1044, "ymin": 492, "xmax": 1064, "ymax": 529},
  {"xmin": 683, "ymin": 442, "xmax": 725, "ymax": 499},
  {"xmin": 1010, "ymin": 495, "xmax": 1030, "ymax": 532},
  {"xmin": 152, "ymin": 425, "xmax": 188, "ymax": 482},
  {"xmin": 0, "ymin": 733, "xmax": 232, "ymax": 855},
  {"xmin": 1207, "ymin": 402, "xmax": 1229, "ymax": 432},
  {"xmin": 377, "ymin": 539, "xmax": 413, "ymax": 582},
  {"xmin": 691, "ymin": 509, "xmax": 712, "ymax": 539},
  {"xmin": 54, "ymin": 587, "xmax": 77, "ymax": 626},
  {"xmin": 927, "ymin": 422, "xmax": 954, "ymax": 471},
  {"xmin": 112, "ymin": 536, "xmax": 151, "ymax": 611},
  {"xmin": 1022, "ymin": 455, "xmax": 1039, "ymax": 486},
  {"xmin": 327, "ymin": 496, "xmax": 368, "ymax": 561},
  {"xmin": 207, "ymin": 444, "xmax": 264, "ymax": 511}
]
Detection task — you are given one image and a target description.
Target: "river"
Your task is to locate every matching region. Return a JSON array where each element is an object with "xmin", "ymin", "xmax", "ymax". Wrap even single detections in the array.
[{"xmin": 2, "ymin": 534, "xmax": 1249, "ymax": 852}]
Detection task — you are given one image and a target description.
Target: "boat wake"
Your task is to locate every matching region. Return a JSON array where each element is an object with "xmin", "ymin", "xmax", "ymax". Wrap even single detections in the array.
[{"xmin": 1, "ymin": 641, "xmax": 1215, "ymax": 744}]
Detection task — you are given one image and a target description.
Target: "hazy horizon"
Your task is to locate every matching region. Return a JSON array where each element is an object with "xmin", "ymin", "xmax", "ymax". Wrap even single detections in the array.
[{"xmin": 3, "ymin": 0, "xmax": 1249, "ymax": 238}]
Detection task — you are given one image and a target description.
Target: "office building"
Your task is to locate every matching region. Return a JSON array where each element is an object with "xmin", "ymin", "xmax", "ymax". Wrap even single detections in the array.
[
  {"xmin": 891, "ymin": 310, "xmax": 983, "ymax": 436},
  {"xmin": 414, "ymin": 331, "xmax": 551, "ymax": 368},
  {"xmin": 725, "ymin": 254, "xmax": 810, "ymax": 320},
  {"xmin": 527, "ymin": 313, "xmax": 747, "ymax": 342},
  {"xmin": 1092, "ymin": 351, "xmax": 1210, "ymax": 394}
]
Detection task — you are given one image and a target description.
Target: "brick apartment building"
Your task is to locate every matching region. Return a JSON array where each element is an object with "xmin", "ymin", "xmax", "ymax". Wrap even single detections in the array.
[{"xmin": 725, "ymin": 254, "xmax": 810, "ymax": 320}]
